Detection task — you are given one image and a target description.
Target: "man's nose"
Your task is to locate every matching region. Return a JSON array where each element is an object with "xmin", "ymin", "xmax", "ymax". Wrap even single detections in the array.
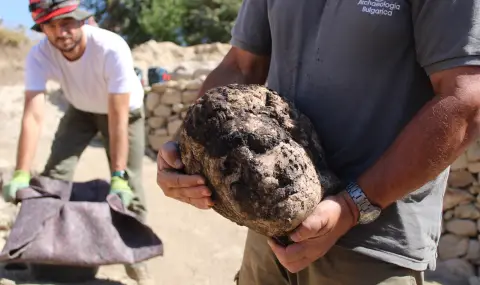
[{"xmin": 55, "ymin": 25, "xmax": 69, "ymax": 37}]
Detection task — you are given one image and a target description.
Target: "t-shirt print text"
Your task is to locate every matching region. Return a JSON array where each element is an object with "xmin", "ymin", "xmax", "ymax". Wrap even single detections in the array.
[{"xmin": 357, "ymin": 0, "xmax": 401, "ymax": 16}]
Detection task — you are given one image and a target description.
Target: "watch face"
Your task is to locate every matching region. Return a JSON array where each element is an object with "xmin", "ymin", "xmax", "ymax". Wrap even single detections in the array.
[{"xmin": 360, "ymin": 208, "xmax": 381, "ymax": 224}]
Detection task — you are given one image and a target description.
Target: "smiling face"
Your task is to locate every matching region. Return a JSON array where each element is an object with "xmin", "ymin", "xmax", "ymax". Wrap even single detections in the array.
[{"xmin": 41, "ymin": 17, "xmax": 84, "ymax": 53}]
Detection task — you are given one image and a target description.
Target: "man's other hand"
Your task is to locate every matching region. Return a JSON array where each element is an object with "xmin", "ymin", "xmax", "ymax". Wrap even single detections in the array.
[
  {"xmin": 156, "ymin": 141, "xmax": 213, "ymax": 210},
  {"xmin": 267, "ymin": 191, "xmax": 357, "ymax": 273},
  {"xmin": 110, "ymin": 176, "xmax": 135, "ymax": 208},
  {"xmin": 2, "ymin": 170, "xmax": 30, "ymax": 203}
]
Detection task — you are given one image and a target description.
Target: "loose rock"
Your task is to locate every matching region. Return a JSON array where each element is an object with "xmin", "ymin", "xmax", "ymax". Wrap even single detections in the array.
[
  {"xmin": 448, "ymin": 170, "xmax": 475, "ymax": 188},
  {"xmin": 465, "ymin": 239, "xmax": 480, "ymax": 264},
  {"xmin": 444, "ymin": 188, "xmax": 475, "ymax": 211},
  {"xmin": 438, "ymin": 234, "xmax": 469, "ymax": 260},
  {"xmin": 467, "ymin": 143, "xmax": 480, "ymax": 161},
  {"xmin": 161, "ymin": 89, "xmax": 182, "ymax": 105},
  {"xmin": 445, "ymin": 219, "xmax": 477, "ymax": 237},
  {"xmin": 452, "ymin": 153, "xmax": 468, "ymax": 170},
  {"xmin": 454, "ymin": 204, "xmax": 480, "ymax": 219},
  {"xmin": 443, "ymin": 259, "xmax": 475, "ymax": 279}
]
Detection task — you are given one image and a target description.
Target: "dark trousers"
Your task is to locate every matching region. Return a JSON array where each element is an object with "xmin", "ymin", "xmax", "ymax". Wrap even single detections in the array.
[
  {"xmin": 41, "ymin": 105, "xmax": 147, "ymax": 219},
  {"xmin": 236, "ymin": 229, "xmax": 425, "ymax": 285}
]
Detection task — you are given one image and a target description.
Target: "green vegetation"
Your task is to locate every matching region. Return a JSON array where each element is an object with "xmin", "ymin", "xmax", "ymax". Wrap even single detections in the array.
[{"xmin": 81, "ymin": 0, "xmax": 242, "ymax": 47}]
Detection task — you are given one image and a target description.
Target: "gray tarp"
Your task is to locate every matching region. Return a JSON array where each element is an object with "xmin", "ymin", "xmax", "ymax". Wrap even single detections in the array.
[{"xmin": 0, "ymin": 176, "xmax": 163, "ymax": 266}]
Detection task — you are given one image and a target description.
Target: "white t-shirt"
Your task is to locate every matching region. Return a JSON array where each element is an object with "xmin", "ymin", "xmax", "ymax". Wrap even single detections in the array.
[{"xmin": 24, "ymin": 25, "xmax": 144, "ymax": 114}]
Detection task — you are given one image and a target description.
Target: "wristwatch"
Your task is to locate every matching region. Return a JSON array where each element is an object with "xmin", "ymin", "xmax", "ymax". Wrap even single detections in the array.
[
  {"xmin": 345, "ymin": 181, "xmax": 381, "ymax": 224},
  {"xmin": 112, "ymin": 170, "xmax": 129, "ymax": 181}
]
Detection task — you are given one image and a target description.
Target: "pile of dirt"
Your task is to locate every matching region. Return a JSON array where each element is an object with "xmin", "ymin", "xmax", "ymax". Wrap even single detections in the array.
[
  {"xmin": 0, "ymin": 27, "xmax": 35, "ymax": 86},
  {"xmin": 131, "ymin": 40, "xmax": 230, "ymax": 76}
]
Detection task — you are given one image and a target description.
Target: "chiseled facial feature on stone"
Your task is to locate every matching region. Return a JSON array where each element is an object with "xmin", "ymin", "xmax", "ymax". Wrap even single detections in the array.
[{"xmin": 178, "ymin": 84, "xmax": 341, "ymax": 238}]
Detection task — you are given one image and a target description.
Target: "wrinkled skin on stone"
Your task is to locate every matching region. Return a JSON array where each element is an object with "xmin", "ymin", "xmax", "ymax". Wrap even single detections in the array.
[{"xmin": 178, "ymin": 84, "xmax": 341, "ymax": 239}]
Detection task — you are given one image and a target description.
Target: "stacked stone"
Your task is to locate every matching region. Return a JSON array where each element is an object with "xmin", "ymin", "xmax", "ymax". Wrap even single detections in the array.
[
  {"xmin": 144, "ymin": 76, "xmax": 205, "ymax": 151},
  {"xmin": 438, "ymin": 141, "xmax": 480, "ymax": 282}
]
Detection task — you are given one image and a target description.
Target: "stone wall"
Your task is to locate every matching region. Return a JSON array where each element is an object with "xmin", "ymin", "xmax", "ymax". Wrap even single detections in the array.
[
  {"xmin": 144, "ymin": 75, "xmax": 480, "ymax": 284},
  {"xmin": 435, "ymin": 145, "xmax": 480, "ymax": 284},
  {"xmin": 144, "ymin": 75, "xmax": 206, "ymax": 151}
]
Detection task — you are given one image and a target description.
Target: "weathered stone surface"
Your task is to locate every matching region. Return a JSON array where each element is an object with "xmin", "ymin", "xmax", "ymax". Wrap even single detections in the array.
[
  {"xmin": 148, "ymin": 134, "xmax": 170, "ymax": 151},
  {"xmin": 153, "ymin": 104, "xmax": 171, "ymax": 118},
  {"xmin": 147, "ymin": 117, "xmax": 166, "ymax": 129},
  {"xmin": 465, "ymin": 239, "xmax": 480, "ymax": 264},
  {"xmin": 438, "ymin": 234, "xmax": 469, "ymax": 259},
  {"xmin": 454, "ymin": 204, "xmax": 480, "ymax": 219},
  {"xmin": 145, "ymin": 92, "xmax": 161, "ymax": 111},
  {"xmin": 467, "ymin": 143, "xmax": 480, "ymax": 162},
  {"xmin": 449, "ymin": 170, "xmax": 476, "ymax": 188},
  {"xmin": 444, "ymin": 188, "xmax": 475, "ymax": 211},
  {"xmin": 178, "ymin": 84, "xmax": 341, "ymax": 238},
  {"xmin": 161, "ymin": 89, "xmax": 182, "ymax": 105},
  {"xmin": 185, "ymin": 78, "xmax": 203, "ymax": 90},
  {"xmin": 171, "ymin": 67, "xmax": 194, "ymax": 81},
  {"xmin": 452, "ymin": 153, "xmax": 468, "ymax": 170},
  {"xmin": 445, "ymin": 219, "xmax": 477, "ymax": 237},
  {"xmin": 167, "ymin": 119, "xmax": 183, "ymax": 136},
  {"xmin": 426, "ymin": 258, "xmax": 473, "ymax": 285},
  {"xmin": 468, "ymin": 162, "xmax": 480, "ymax": 173},
  {"xmin": 182, "ymin": 90, "xmax": 198, "ymax": 103},
  {"xmin": 151, "ymin": 82, "xmax": 169, "ymax": 94},
  {"xmin": 176, "ymin": 80, "xmax": 188, "ymax": 91},
  {"xmin": 154, "ymin": 128, "xmax": 168, "ymax": 137},
  {"xmin": 444, "ymin": 210, "xmax": 455, "ymax": 220},
  {"xmin": 172, "ymin": 103, "xmax": 185, "ymax": 113},
  {"xmin": 193, "ymin": 68, "xmax": 212, "ymax": 79},
  {"xmin": 443, "ymin": 259, "xmax": 475, "ymax": 279},
  {"xmin": 470, "ymin": 185, "xmax": 480, "ymax": 195}
]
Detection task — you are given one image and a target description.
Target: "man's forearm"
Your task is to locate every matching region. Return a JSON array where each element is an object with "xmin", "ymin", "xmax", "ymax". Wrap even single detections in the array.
[
  {"xmin": 357, "ymin": 94, "xmax": 480, "ymax": 209},
  {"xmin": 197, "ymin": 64, "xmax": 260, "ymax": 99},
  {"xmin": 16, "ymin": 114, "xmax": 42, "ymax": 172},
  {"xmin": 108, "ymin": 117, "xmax": 129, "ymax": 172},
  {"xmin": 108, "ymin": 97, "xmax": 130, "ymax": 172}
]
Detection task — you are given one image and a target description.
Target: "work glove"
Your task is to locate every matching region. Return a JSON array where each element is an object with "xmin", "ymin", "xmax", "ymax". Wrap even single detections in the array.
[
  {"xmin": 2, "ymin": 170, "xmax": 30, "ymax": 203},
  {"xmin": 110, "ymin": 176, "xmax": 135, "ymax": 208}
]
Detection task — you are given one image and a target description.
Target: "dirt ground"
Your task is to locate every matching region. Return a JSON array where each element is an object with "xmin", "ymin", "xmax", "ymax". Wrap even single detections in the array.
[{"xmin": 0, "ymin": 84, "xmax": 247, "ymax": 285}]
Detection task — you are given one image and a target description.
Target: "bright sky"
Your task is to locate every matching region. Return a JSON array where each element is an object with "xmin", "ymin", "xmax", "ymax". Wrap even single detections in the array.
[
  {"xmin": 1, "ymin": 1, "xmax": 34, "ymax": 29},
  {"xmin": 1, "ymin": 1, "xmax": 47, "ymax": 39}
]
